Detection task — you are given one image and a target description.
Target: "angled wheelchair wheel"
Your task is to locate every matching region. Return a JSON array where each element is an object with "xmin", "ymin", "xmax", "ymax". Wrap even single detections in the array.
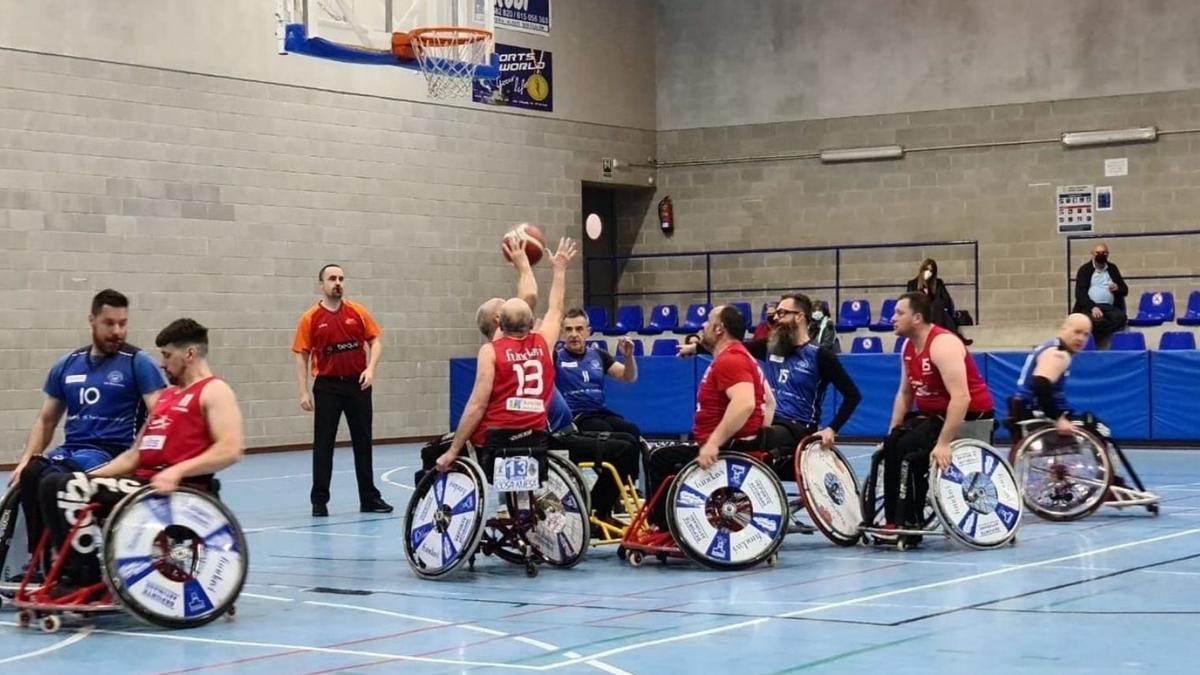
[
  {"xmin": 1011, "ymin": 425, "xmax": 1110, "ymax": 522},
  {"xmin": 794, "ymin": 439, "xmax": 862, "ymax": 546},
  {"xmin": 934, "ymin": 439, "xmax": 1022, "ymax": 549},
  {"xmin": 405, "ymin": 458, "xmax": 488, "ymax": 580},
  {"xmin": 102, "ymin": 486, "xmax": 247, "ymax": 629},
  {"xmin": 507, "ymin": 460, "xmax": 590, "ymax": 568},
  {"xmin": 667, "ymin": 452, "xmax": 788, "ymax": 570},
  {"xmin": 547, "ymin": 452, "xmax": 592, "ymax": 519},
  {"xmin": 0, "ymin": 485, "xmax": 31, "ymax": 594}
]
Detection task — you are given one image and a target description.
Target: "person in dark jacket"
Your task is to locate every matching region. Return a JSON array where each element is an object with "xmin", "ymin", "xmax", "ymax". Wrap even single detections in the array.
[
  {"xmin": 905, "ymin": 259, "xmax": 971, "ymax": 345},
  {"xmin": 1071, "ymin": 242, "xmax": 1128, "ymax": 350}
]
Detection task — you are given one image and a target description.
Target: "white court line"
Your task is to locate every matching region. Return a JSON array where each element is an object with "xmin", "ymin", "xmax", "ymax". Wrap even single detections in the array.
[
  {"xmin": 276, "ymin": 529, "xmax": 380, "ymax": 539},
  {"xmin": 242, "ymin": 592, "xmax": 294, "ymax": 602},
  {"xmin": 514, "ymin": 636, "xmax": 561, "ymax": 651},
  {"xmin": 380, "ymin": 465, "xmax": 414, "ymax": 491},
  {"xmin": 0, "ymin": 624, "xmax": 92, "ymax": 664},
  {"xmin": 224, "ymin": 470, "xmax": 352, "ymax": 484},
  {"xmin": 546, "ymin": 527, "xmax": 1200, "ymax": 670}
]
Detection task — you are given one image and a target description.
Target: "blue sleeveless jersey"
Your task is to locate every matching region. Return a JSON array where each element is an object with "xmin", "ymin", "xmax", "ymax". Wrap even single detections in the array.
[
  {"xmin": 554, "ymin": 346, "xmax": 609, "ymax": 414},
  {"xmin": 547, "ymin": 388, "xmax": 574, "ymax": 433},
  {"xmin": 763, "ymin": 343, "xmax": 824, "ymax": 426},
  {"xmin": 43, "ymin": 345, "xmax": 168, "ymax": 448},
  {"xmin": 1015, "ymin": 339, "xmax": 1070, "ymax": 412}
]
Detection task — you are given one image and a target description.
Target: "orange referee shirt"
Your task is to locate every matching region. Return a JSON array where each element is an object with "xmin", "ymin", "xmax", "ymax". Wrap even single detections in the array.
[{"xmin": 292, "ymin": 300, "xmax": 381, "ymax": 377}]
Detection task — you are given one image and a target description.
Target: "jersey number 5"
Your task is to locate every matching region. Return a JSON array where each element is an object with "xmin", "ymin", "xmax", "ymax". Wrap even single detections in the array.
[{"xmin": 512, "ymin": 361, "xmax": 544, "ymax": 396}]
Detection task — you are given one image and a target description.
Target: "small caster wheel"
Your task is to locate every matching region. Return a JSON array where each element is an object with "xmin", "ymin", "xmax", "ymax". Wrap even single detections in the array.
[
  {"xmin": 17, "ymin": 609, "xmax": 33, "ymax": 628},
  {"xmin": 766, "ymin": 553, "xmax": 779, "ymax": 568},
  {"xmin": 226, "ymin": 605, "xmax": 237, "ymax": 619},
  {"xmin": 656, "ymin": 552, "xmax": 668, "ymax": 564},
  {"xmin": 468, "ymin": 555, "xmax": 477, "ymax": 571},
  {"xmin": 628, "ymin": 551, "xmax": 644, "ymax": 567},
  {"xmin": 41, "ymin": 614, "xmax": 62, "ymax": 633},
  {"xmin": 616, "ymin": 546, "xmax": 627, "ymax": 561},
  {"xmin": 525, "ymin": 563, "xmax": 538, "ymax": 578},
  {"xmin": 897, "ymin": 538, "xmax": 910, "ymax": 552},
  {"xmin": 1148, "ymin": 503, "xmax": 1160, "ymax": 516}
]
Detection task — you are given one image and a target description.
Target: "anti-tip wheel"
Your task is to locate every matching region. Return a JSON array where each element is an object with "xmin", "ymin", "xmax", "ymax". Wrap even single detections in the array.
[
  {"xmin": 628, "ymin": 551, "xmax": 645, "ymax": 567},
  {"xmin": 17, "ymin": 609, "xmax": 33, "ymax": 628},
  {"xmin": 616, "ymin": 546, "xmax": 627, "ymax": 561},
  {"xmin": 40, "ymin": 614, "xmax": 62, "ymax": 634},
  {"xmin": 1148, "ymin": 503, "xmax": 1160, "ymax": 516},
  {"xmin": 525, "ymin": 563, "xmax": 539, "ymax": 578},
  {"xmin": 897, "ymin": 538, "xmax": 910, "ymax": 552},
  {"xmin": 767, "ymin": 553, "xmax": 779, "ymax": 568}
]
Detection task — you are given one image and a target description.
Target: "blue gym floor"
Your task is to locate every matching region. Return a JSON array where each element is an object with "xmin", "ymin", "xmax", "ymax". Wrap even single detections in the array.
[{"xmin": 3, "ymin": 443, "xmax": 1200, "ymax": 674}]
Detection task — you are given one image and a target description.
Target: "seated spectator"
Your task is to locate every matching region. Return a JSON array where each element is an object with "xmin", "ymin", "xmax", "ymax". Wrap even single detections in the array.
[
  {"xmin": 906, "ymin": 259, "xmax": 971, "ymax": 345},
  {"xmin": 1072, "ymin": 242, "xmax": 1128, "ymax": 350}
]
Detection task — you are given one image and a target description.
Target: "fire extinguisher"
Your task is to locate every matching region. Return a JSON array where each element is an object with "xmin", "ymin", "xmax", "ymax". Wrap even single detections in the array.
[{"xmin": 658, "ymin": 196, "xmax": 674, "ymax": 235}]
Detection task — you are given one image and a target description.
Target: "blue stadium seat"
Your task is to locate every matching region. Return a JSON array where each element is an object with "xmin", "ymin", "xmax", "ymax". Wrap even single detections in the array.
[
  {"xmin": 869, "ymin": 298, "xmax": 897, "ymax": 332},
  {"xmin": 585, "ymin": 305, "xmax": 609, "ymax": 332},
  {"xmin": 893, "ymin": 337, "xmax": 907, "ymax": 353},
  {"xmin": 641, "ymin": 304, "xmax": 678, "ymax": 335},
  {"xmin": 614, "ymin": 338, "xmax": 645, "ymax": 361},
  {"xmin": 1159, "ymin": 331, "xmax": 1197, "ymax": 350},
  {"xmin": 836, "ymin": 299, "xmax": 872, "ymax": 332},
  {"xmin": 585, "ymin": 339, "xmax": 608, "ymax": 352},
  {"xmin": 851, "ymin": 336, "xmax": 883, "ymax": 354},
  {"xmin": 730, "ymin": 302, "xmax": 753, "ymax": 332},
  {"xmin": 1179, "ymin": 291, "xmax": 1200, "ymax": 326},
  {"xmin": 1127, "ymin": 291, "xmax": 1175, "ymax": 327},
  {"xmin": 651, "ymin": 338, "xmax": 680, "ymax": 356},
  {"xmin": 1109, "ymin": 332, "xmax": 1146, "ymax": 351},
  {"xmin": 680, "ymin": 303, "xmax": 711, "ymax": 332},
  {"xmin": 604, "ymin": 305, "xmax": 643, "ymax": 336}
]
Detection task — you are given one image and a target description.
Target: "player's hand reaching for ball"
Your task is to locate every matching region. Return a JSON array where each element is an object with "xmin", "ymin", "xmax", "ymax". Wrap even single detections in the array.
[
  {"xmin": 551, "ymin": 238, "xmax": 578, "ymax": 271},
  {"xmin": 502, "ymin": 234, "xmax": 529, "ymax": 269}
]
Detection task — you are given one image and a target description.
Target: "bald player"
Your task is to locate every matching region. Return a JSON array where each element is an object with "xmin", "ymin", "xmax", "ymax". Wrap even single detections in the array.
[
  {"xmin": 437, "ymin": 238, "xmax": 575, "ymax": 470},
  {"xmin": 1010, "ymin": 313, "xmax": 1093, "ymax": 437}
]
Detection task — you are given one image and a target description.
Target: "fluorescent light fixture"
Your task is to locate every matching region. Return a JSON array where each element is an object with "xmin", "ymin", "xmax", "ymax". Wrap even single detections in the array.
[
  {"xmin": 819, "ymin": 145, "xmax": 904, "ymax": 163},
  {"xmin": 1061, "ymin": 127, "xmax": 1157, "ymax": 147}
]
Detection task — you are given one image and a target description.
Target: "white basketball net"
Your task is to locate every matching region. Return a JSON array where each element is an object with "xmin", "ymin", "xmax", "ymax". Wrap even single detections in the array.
[{"xmin": 410, "ymin": 28, "xmax": 493, "ymax": 99}]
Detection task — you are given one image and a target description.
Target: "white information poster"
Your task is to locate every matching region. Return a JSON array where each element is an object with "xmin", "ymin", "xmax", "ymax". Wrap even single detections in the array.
[{"xmin": 1057, "ymin": 185, "xmax": 1094, "ymax": 234}]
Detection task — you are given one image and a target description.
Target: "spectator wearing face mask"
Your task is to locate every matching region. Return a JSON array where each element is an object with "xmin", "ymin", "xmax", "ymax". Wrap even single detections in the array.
[
  {"xmin": 1072, "ymin": 242, "xmax": 1127, "ymax": 349},
  {"xmin": 905, "ymin": 259, "xmax": 971, "ymax": 345},
  {"xmin": 752, "ymin": 302, "xmax": 777, "ymax": 341}
]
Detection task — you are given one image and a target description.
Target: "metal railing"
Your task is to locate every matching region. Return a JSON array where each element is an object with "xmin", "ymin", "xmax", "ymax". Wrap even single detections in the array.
[
  {"xmin": 585, "ymin": 239, "xmax": 980, "ymax": 324},
  {"xmin": 1065, "ymin": 229, "xmax": 1200, "ymax": 312}
]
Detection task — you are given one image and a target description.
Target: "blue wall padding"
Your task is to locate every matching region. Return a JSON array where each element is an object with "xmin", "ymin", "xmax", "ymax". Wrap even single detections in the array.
[
  {"xmin": 1150, "ymin": 351, "xmax": 1200, "ymax": 440},
  {"xmin": 449, "ymin": 350, "xmax": 1191, "ymax": 442}
]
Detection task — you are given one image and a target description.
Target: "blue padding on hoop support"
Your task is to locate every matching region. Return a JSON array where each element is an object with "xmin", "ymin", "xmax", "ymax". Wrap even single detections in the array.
[
  {"xmin": 605, "ymin": 357, "xmax": 697, "ymax": 436},
  {"xmin": 449, "ymin": 358, "xmax": 476, "ymax": 429},
  {"xmin": 283, "ymin": 24, "xmax": 500, "ymax": 80},
  {"xmin": 1150, "ymin": 351, "xmax": 1200, "ymax": 440}
]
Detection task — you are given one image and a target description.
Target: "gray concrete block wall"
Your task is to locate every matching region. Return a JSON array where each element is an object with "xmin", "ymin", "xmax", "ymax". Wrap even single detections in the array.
[
  {"xmin": 623, "ymin": 89, "xmax": 1200, "ymax": 329},
  {"xmin": 0, "ymin": 49, "xmax": 654, "ymax": 461}
]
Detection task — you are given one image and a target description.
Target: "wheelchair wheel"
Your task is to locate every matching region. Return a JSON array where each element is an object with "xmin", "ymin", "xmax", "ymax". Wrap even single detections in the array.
[
  {"xmin": 667, "ymin": 452, "xmax": 788, "ymax": 570},
  {"xmin": 1011, "ymin": 425, "xmax": 1111, "ymax": 522},
  {"xmin": 404, "ymin": 458, "xmax": 488, "ymax": 580},
  {"xmin": 933, "ymin": 439, "xmax": 1022, "ymax": 549},
  {"xmin": 793, "ymin": 439, "xmax": 862, "ymax": 546},
  {"xmin": 547, "ymin": 452, "xmax": 592, "ymax": 518},
  {"xmin": 102, "ymin": 486, "xmax": 247, "ymax": 629},
  {"xmin": 507, "ymin": 460, "xmax": 590, "ymax": 568},
  {"xmin": 0, "ymin": 485, "xmax": 31, "ymax": 593}
]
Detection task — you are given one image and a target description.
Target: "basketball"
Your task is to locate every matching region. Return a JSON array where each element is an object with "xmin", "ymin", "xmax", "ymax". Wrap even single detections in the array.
[{"xmin": 501, "ymin": 223, "xmax": 546, "ymax": 265}]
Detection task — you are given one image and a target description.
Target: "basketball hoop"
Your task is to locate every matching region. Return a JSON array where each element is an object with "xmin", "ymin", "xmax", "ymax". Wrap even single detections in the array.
[{"xmin": 400, "ymin": 27, "xmax": 493, "ymax": 99}]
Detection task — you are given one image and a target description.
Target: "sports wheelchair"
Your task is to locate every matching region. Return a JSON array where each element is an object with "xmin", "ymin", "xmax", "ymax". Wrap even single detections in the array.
[
  {"xmin": 1007, "ymin": 410, "xmax": 1159, "ymax": 521},
  {"xmin": 790, "ymin": 436, "xmax": 866, "ymax": 547},
  {"xmin": 6, "ymin": 482, "xmax": 246, "ymax": 633},
  {"xmin": 619, "ymin": 445, "xmax": 789, "ymax": 570},
  {"xmin": 404, "ymin": 434, "xmax": 590, "ymax": 579},
  {"xmin": 859, "ymin": 420, "xmax": 1023, "ymax": 551}
]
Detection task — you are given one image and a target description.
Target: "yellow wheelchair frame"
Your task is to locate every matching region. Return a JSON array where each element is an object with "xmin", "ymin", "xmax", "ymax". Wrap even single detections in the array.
[{"xmin": 576, "ymin": 461, "xmax": 643, "ymax": 546}]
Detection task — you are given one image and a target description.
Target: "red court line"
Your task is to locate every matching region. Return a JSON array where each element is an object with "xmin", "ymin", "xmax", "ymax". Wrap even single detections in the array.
[{"xmin": 302, "ymin": 627, "xmax": 545, "ymax": 675}]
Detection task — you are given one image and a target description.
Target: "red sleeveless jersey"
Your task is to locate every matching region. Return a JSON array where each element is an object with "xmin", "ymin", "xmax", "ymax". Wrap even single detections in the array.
[
  {"xmin": 693, "ymin": 341, "xmax": 765, "ymax": 444},
  {"xmin": 471, "ymin": 333, "xmax": 555, "ymax": 447},
  {"xmin": 135, "ymin": 377, "xmax": 218, "ymax": 480},
  {"xmin": 902, "ymin": 326, "xmax": 993, "ymax": 415}
]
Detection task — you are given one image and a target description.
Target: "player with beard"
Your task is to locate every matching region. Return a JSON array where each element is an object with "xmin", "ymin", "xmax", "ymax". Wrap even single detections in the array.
[
  {"xmin": 759, "ymin": 293, "xmax": 861, "ymax": 461},
  {"xmin": 6, "ymin": 290, "xmax": 166, "ymax": 580}
]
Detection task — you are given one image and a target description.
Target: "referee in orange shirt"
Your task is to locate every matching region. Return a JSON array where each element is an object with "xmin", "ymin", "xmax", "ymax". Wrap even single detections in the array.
[{"xmin": 293, "ymin": 264, "xmax": 392, "ymax": 516}]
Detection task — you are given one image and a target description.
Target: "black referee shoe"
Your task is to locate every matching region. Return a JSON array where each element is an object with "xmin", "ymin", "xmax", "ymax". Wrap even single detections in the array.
[
  {"xmin": 360, "ymin": 498, "xmax": 393, "ymax": 514},
  {"xmin": 312, "ymin": 504, "xmax": 329, "ymax": 517}
]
